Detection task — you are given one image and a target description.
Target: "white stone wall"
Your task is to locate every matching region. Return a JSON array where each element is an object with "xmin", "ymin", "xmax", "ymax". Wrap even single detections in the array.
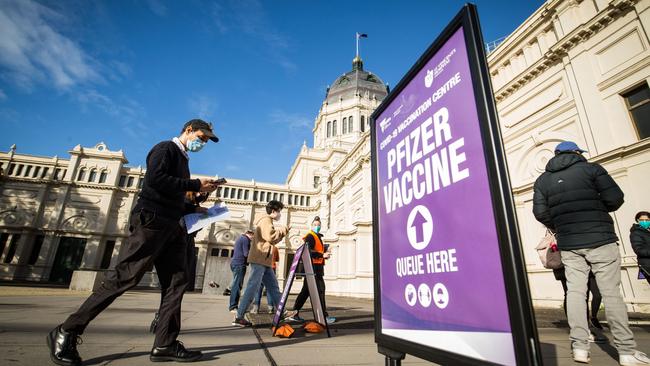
[{"xmin": 488, "ymin": 0, "xmax": 650, "ymax": 311}]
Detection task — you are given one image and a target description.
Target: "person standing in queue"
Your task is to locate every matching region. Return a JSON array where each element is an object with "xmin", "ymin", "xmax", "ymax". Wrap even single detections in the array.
[
  {"xmin": 290, "ymin": 216, "xmax": 335, "ymax": 324},
  {"xmin": 229, "ymin": 230, "xmax": 254, "ymax": 313},
  {"xmin": 533, "ymin": 141, "xmax": 649, "ymax": 365},
  {"xmin": 631, "ymin": 211, "xmax": 650, "ymax": 286},
  {"xmin": 46, "ymin": 119, "xmax": 221, "ymax": 366}
]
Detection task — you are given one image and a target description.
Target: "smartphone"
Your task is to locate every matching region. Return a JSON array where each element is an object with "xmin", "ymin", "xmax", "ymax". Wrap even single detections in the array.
[{"xmin": 212, "ymin": 177, "xmax": 227, "ymax": 185}]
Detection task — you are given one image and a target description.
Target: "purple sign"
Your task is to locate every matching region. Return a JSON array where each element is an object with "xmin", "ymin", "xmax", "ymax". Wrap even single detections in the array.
[{"xmin": 374, "ymin": 27, "xmax": 515, "ymax": 364}]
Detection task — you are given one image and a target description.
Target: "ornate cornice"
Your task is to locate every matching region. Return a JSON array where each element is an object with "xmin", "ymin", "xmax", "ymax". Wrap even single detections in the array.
[{"xmin": 494, "ymin": 0, "xmax": 638, "ymax": 102}]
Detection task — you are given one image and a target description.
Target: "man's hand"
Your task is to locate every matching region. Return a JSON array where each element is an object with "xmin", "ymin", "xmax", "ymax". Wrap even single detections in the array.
[
  {"xmin": 199, "ymin": 178, "xmax": 217, "ymax": 192},
  {"xmin": 195, "ymin": 192, "xmax": 209, "ymax": 204},
  {"xmin": 323, "ymin": 252, "xmax": 332, "ymax": 259}
]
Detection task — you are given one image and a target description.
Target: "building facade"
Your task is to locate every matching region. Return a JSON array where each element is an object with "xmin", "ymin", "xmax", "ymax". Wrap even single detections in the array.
[
  {"xmin": 487, "ymin": 0, "xmax": 650, "ymax": 310},
  {"xmin": 1, "ymin": 0, "xmax": 649, "ymax": 310}
]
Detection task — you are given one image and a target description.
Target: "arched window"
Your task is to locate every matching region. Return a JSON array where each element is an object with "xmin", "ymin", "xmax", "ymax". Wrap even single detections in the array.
[
  {"xmin": 349, "ymin": 116, "xmax": 353, "ymax": 132},
  {"xmin": 360, "ymin": 116, "xmax": 366, "ymax": 132},
  {"xmin": 332, "ymin": 120, "xmax": 337, "ymax": 136},
  {"xmin": 99, "ymin": 171, "xmax": 107, "ymax": 184},
  {"xmin": 327, "ymin": 121, "xmax": 331, "ymax": 137},
  {"xmin": 342, "ymin": 117, "xmax": 347, "ymax": 134},
  {"xmin": 77, "ymin": 168, "xmax": 86, "ymax": 181},
  {"xmin": 88, "ymin": 169, "xmax": 97, "ymax": 182},
  {"xmin": 126, "ymin": 176, "xmax": 134, "ymax": 187}
]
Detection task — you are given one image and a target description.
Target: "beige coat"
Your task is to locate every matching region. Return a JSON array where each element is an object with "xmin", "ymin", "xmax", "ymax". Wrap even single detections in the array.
[{"xmin": 248, "ymin": 215, "xmax": 288, "ymax": 267}]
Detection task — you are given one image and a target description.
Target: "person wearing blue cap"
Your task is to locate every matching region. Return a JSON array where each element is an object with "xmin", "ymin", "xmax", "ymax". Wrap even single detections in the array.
[{"xmin": 533, "ymin": 141, "xmax": 649, "ymax": 365}]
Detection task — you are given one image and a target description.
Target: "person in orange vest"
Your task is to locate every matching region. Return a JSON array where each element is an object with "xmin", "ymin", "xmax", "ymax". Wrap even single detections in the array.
[{"xmin": 290, "ymin": 216, "xmax": 335, "ymax": 324}]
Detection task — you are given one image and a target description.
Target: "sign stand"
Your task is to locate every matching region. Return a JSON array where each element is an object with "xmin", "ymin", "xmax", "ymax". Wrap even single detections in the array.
[
  {"xmin": 272, "ymin": 243, "xmax": 330, "ymax": 337},
  {"xmin": 378, "ymin": 345, "xmax": 405, "ymax": 366}
]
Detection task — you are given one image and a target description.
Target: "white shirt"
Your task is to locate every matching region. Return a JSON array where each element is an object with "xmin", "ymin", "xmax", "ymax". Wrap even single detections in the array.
[{"xmin": 172, "ymin": 137, "xmax": 189, "ymax": 160}]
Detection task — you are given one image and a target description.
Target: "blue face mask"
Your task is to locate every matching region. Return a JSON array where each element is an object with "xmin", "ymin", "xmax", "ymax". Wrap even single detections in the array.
[
  {"xmin": 313, "ymin": 226, "xmax": 321, "ymax": 233},
  {"xmin": 640, "ymin": 221, "xmax": 650, "ymax": 230},
  {"xmin": 186, "ymin": 138, "xmax": 206, "ymax": 152}
]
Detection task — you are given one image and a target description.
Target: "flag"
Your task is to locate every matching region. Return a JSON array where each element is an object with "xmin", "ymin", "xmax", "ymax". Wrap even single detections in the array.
[{"xmin": 357, "ymin": 33, "xmax": 368, "ymax": 39}]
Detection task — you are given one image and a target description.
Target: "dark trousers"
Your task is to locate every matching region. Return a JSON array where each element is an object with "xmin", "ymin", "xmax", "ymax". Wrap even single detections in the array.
[
  {"xmin": 293, "ymin": 272, "xmax": 327, "ymax": 316},
  {"xmin": 62, "ymin": 209, "xmax": 188, "ymax": 347}
]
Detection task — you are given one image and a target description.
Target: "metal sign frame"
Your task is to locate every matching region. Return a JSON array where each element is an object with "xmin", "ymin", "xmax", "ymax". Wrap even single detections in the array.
[
  {"xmin": 370, "ymin": 4, "xmax": 541, "ymax": 365},
  {"xmin": 273, "ymin": 244, "xmax": 330, "ymax": 337}
]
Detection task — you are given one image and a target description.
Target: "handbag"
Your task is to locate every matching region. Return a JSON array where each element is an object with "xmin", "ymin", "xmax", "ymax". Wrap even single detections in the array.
[{"xmin": 535, "ymin": 229, "xmax": 563, "ymax": 269}]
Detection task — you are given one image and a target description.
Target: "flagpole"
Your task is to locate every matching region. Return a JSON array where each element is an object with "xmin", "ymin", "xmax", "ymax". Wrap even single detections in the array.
[{"xmin": 356, "ymin": 32, "xmax": 359, "ymax": 58}]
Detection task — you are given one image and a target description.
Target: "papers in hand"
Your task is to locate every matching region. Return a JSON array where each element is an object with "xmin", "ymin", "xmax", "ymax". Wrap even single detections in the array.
[{"xmin": 184, "ymin": 203, "xmax": 230, "ymax": 234}]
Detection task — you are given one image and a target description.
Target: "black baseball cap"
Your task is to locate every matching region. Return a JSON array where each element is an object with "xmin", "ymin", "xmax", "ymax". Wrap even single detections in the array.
[{"xmin": 183, "ymin": 119, "xmax": 219, "ymax": 142}]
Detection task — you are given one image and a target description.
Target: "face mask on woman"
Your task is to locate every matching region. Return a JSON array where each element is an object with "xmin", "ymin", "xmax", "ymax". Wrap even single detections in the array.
[
  {"xmin": 640, "ymin": 221, "xmax": 650, "ymax": 230},
  {"xmin": 313, "ymin": 225, "xmax": 321, "ymax": 233}
]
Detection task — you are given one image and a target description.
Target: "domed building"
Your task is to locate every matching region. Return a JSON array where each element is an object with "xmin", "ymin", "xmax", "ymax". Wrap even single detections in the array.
[
  {"xmin": 285, "ymin": 55, "xmax": 388, "ymax": 297},
  {"xmin": 312, "ymin": 56, "xmax": 388, "ymax": 150}
]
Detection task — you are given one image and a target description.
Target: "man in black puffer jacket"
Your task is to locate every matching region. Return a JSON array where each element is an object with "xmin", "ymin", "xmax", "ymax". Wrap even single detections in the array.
[{"xmin": 533, "ymin": 141, "xmax": 648, "ymax": 365}]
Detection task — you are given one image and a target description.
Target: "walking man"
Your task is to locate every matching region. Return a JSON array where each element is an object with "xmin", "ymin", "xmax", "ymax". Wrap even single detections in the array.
[
  {"xmin": 229, "ymin": 230, "xmax": 254, "ymax": 313},
  {"xmin": 47, "ymin": 119, "xmax": 220, "ymax": 365},
  {"xmin": 232, "ymin": 200, "xmax": 295, "ymax": 326},
  {"xmin": 533, "ymin": 141, "xmax": 649, "ymax": 365}
]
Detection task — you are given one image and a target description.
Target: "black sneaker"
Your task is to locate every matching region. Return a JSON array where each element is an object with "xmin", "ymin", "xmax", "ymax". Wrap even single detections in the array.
[
  {"xmin": 150, "ymin": 340, "xmax": 202, "ymax": 362},
  {"xmin": 232, "ymin": 317, "xmax": 252, "ymax": 327},
  {"xmin": 46, "ymin": 325, "xmax": 82, "ymax": 366}
]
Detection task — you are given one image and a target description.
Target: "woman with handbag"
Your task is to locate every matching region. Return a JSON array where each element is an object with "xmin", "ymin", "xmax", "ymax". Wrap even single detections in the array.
[{"xmin": 630, "ymin": 211, "xmax": 650, "ymax": 285}]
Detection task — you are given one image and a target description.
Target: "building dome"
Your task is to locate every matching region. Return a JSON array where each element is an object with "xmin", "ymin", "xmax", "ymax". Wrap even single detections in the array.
[{"xmin": 325, "ymin": 56, "xmax": 388, "ymax": 104}]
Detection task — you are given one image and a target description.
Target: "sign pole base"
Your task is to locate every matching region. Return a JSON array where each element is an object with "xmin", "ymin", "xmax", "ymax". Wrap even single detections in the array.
[{"xmin": 378, "ymin": 345, "xmax": 405, "ymax": 366}]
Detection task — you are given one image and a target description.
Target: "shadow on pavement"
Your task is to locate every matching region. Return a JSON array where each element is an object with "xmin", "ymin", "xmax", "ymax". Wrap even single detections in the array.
[{"xmin": 540, "ymin": 342, "xmax": 559, "ymax": 366}]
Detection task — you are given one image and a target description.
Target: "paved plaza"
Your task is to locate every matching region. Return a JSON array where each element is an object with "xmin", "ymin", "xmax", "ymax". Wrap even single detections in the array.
[{"xmin": 0, "ymin": 285, "xmax": 649, "ymax": 365}]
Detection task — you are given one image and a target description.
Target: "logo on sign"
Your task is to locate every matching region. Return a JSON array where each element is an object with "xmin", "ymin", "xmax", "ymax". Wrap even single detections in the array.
[
  {"xmin": 407, "ymin": 205, "xmax": 434, "ymax": 250},
  {"xmin": 379, "ymin": 117, "xmax": 392, "ymax": 133},
  {"xmin": 424, "ymin": 69, "xmax": 434, "ymax": 88}
]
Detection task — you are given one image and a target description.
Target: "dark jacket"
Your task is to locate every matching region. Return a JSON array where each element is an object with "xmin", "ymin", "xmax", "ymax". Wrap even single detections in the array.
[
  {"xmin": 630, "ymin": 224, "xmax": 650, "ymax": 272},
  {"xmin": 134, "ymin": 141, "xmax": 201, "ymax": 220},
  {"xmin": 532, "ymin": 152, "xmax": 624, "ymax": 250},
  {"xmin": 231, "ymin": 234, "xmax": 251, "ymax": 267}
]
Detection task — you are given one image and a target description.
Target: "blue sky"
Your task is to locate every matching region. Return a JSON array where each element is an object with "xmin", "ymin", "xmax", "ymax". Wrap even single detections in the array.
[{"xmin": 0, "ymin": 0, "xmax": 543, "ymax": 183}]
